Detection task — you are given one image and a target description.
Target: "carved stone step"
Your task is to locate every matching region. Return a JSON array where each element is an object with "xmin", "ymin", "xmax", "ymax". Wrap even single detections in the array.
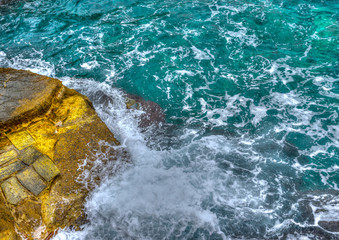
[
  {"xmin": 32, "ymin": 155, "xmax": 60, "ymax": 182},
  {"xmin": 0, "ymin": 160, "xmax": 25, "ymax": 181},
  {"xmin": 18, "ymin": 146, "xmax": 42, "ymax": 165},
  {"xmin": 17, "ymin": 166, "xmax": 47, "ymax": 196},
  {"xmin": 6, "ymin": 131, "xmax": 35, "ymax": 151},
  {"xmin": 0, "ymin": 149, "xmax": 17, "ymax": 166},
  {"xmin": 1, "ymin": 177, "xmax": 29, "ymax": 205}
]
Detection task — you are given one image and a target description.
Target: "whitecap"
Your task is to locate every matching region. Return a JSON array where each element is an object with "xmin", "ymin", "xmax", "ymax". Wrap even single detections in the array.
[
  {"xmin": 191, "ymin": 46, "xmax": 211, "ymax": 60},
  {"xmin": 80, "ymin": 60, "xmax": 100, "ymax": 70}
]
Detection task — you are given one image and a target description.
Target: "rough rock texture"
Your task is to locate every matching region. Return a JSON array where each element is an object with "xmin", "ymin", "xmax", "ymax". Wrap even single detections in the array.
[
  {"xmin": 0, "ymin": 69, "xmax": 61, "ymax": 129},
  {"xmin": 126, "ymin": 93, "xmax": 165, "ymax": 128},
  {"xmin": 0, "ymin": 68, "xmax": 126, "ymax": 239},
  {"xmin": 318, "ymin": 221, "xmax": 339, "ymax": 232},
  {"xmin": 0, "ymin": 192, "xmax": 19, "ymax": 240}
]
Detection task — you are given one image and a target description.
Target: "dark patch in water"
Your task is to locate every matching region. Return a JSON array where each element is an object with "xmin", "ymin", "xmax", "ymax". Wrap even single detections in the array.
[
  {"xmin": 318, "ymin": 221, "xmax": 339, "ymax": 232},
  {"xmin": 126, "ymin": 93, "xmax": 165, "ymax": 129},
  {"xmin": 282, "ymin": 141, "xmax": 300, "ymax": 158}
]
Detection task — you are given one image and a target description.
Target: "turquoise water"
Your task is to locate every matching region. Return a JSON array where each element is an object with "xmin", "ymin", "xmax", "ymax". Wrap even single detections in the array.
[{"xmin": 0, "ymin": 0, "xmax": 338, "ymax": 239}]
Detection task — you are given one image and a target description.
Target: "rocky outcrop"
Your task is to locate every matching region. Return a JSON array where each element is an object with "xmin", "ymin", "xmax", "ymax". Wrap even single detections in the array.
[
  {"xmin": 318, "ymin": 221, "xmax": 339, "ymax": 232},
  {"xmin": 0, "ymin": 68, "xmax": 127, "ymax": 239}
]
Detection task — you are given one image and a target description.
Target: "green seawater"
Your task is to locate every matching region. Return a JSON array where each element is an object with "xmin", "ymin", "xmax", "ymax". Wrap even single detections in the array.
[{"xmin": 0, "ymin": 0, "xmax": 338, "ymax": 239}]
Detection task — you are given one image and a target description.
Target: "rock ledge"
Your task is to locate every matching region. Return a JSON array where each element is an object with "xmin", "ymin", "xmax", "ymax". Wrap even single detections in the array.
[{"xmin": 0, "ymin": 68, "xmax": 124, "ymax": 239}]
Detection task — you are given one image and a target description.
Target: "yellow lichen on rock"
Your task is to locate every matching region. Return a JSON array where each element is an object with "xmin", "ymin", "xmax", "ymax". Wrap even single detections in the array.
[
  {"xmin": 18, "ymin": 146, "xmax": 42, "ymax": 165},
  {"xmin": 32, "ymin": 155, "xmax": 60, "ymax": 182},
  {"xmin": 59, "ymin": 95, "xmax": 92, "ymax": 123},
  {"xmin": 0, "ymin": 68, "xmax": 127, "ymax": 239},
  {"xmin": 17, "ymin": 166, "xmax": 47, "ymax": 196},
  {"xmin": 0, "ymin": 193, "xmax": 20, "ymax": 240},
  {"xmin": 0, "ymin": 229, "xmax": 20, "ymax": 240},
  {"xmin": 6, "ymin": 131, "xmax": 35, "ymax": 150},
  {"xmin": 27, "ymin": 120, "xmax": 57, "ymax": 159},
  {"xmin": 1, "ymin": 177, "xmax": 29, "ymax": 205},
  {"xmin": 0, "ymin": 137, "xmax": 12, "ymax": 154},
  {"xmin": 0, "ymin": 160, "xmax": 25, "ymax": 181},
  {"xmin": 13, "ymin": 199, "xmax": 44, "ymax": 239},
  {"xmin": 0, "ymin": 149, "xmax": 17, "ymax": 166},
  {"xmin": 41, "ymin": 187, "xmax": 86, "ymax": 229}
]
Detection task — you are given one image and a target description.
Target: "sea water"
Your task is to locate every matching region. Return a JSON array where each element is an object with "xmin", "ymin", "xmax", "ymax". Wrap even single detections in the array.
[{"xmin": 0, "ymin": 0, "xmax": 338, "ymax": 239}]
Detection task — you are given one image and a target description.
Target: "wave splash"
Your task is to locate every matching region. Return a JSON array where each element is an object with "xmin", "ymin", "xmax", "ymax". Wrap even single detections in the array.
[{"xmin": 0, "ymin": 0, "xmax": 338, "ymax": 239}]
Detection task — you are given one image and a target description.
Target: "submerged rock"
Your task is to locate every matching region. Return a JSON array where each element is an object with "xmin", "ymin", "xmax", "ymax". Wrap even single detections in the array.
[
  {"xmin": 125, "ymin": 93, "xmax": 165, "ymax": 128},
  {"xmin": 0, "ymin": 68, "xmax": 126, "ymax": 239},
  {"xmin": 318, "ymin": 221, "xmax": 339, "ymax": 232}
]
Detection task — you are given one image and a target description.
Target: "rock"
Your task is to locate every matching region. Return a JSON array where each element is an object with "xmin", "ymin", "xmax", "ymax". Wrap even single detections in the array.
[
  {"xmin": 0, "ymin": 137, "xmax": 12, "ymax": 154},
  {"xmin": 282, "ymin": 141, "xmax": 299, "ymax": 158},
  {"xmin": 1, "ymin": 177, "xmax": 29, "ymax": 205},
  {"xmin": 0, "ymin": 149, "xmax": 17, "ymax": 165},
  {"xmin": 125, "ymin": 93, "xmax": 165, "ymax": 128},
  {"xmin": 0, "ymin": 68, "xmax": 128, "ymax": 239},
  {"xmin": 32, "ymin": 155, "xmax": 60, "ymax": 182},
  {"xmin": 7, "ymin": 130, "xmax": 35, "ymax": 151},
  {"xmin": 0, "ymin": 192, "xmax": 20, "ymax": 240},
  {"xmin": 0, "ymin": 160, "xmax": 25, "ymax": 181},
  {"xmin": 17, "ymin": 166, "xmax": 47, "ymax": 196},
  {"xmin": 13, "ymin": 199, "xmax": 43, "ymax": 239},
  {"xmin": 87, "ymin": 90, "xmax": 165, "ymax": 129},
  {"xmin": 0, "ymin": 68, "xmax": 61, "ymax": 130},
  {"xmin": 18, "ymin": 146, "xmax": 43, "ymax": 165},
  {"xmin": 0, "ymin": 0, "xmax": 16, "ymax": 5},
  {"xmin": 318, "ymin": 221, "xmax": 339, "ymax": 232}
]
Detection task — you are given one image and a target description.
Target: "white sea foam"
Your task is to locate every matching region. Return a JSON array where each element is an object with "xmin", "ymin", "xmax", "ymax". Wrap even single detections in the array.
[
  {"xmin": 0, "ymin": 53, "xmax": 55, "ymax": 76},
  {"xmin": 46, "ymin": 80, "xmax": 280, "ymax": 238},
  {"xmin": 271, "ymin": 92, "xmax": 300, "ymax": 106},
  {"xmin": 174, "ymin": 70, "xmax": 195, "ymax": 76},
  {"xmin": 54, "ymin": 122, "xmax": 241, "ymax": 239},
  {"xmin": 80, "ymin": 60, "xmax": 100, "ymax": 70},
  {"xmin": 191, "ymin": 46, "xmax": 212, "ymax": 60},
  {"xmin": 308, "ymin": 195, "xmax": 339, "ymax": 233},
  {"xmin": 1, "ymin": 1, "xmax": 338, "ymax": 238},
  {"xmin": 1, "ymin": 35, "xmax": 336, "ymax": 240},
  {"xmin": 250, "ymin": 104, "xmax": 267, "ymax": 125}
]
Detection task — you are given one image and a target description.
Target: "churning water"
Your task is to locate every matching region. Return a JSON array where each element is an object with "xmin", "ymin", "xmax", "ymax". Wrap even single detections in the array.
[{"xmin": 0, "ymin": 0, "xmax": 338, "ymax": 239}]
